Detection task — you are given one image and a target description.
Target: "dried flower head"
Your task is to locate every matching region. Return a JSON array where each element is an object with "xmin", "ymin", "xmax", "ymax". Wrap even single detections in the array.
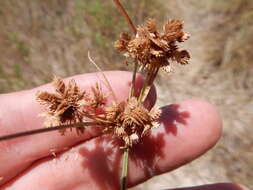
[
  {"xmin": 105, "ymin": 97, "xmax": 160, "ymax": 147},
  {"xmin": 89, "ymin": 83, "xmax": 106, "ymax": 110},
  {"xmin": 115, "ymin": 18, "xmax": 190, "ymax": 72},
  {"xmin": 36, "ymin": 76, "xmax": 87, "ymax": 134}
]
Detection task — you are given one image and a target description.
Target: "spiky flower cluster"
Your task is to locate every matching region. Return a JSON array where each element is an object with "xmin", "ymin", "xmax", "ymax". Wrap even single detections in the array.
[
  {"xmin": 36, "ymin": 19, "xmax": 190, "ymax": 148},
  {"xmin": 37, "ymin": 77, "xmax": 160, "ymax": 147},
  {"xmin": 36, "ymin": 77, "xmax": 87, "ymax": 134},
  {"xmin": 105, "ymin": 97, "xmax": 160, "ymax": 147},
  {"xmin": 36, "ymin": 77, "xmax": 106, "ymax": 135},
  {"xmin": 115, "ymin": 18, "xmax": 190, "ymax": 72}
]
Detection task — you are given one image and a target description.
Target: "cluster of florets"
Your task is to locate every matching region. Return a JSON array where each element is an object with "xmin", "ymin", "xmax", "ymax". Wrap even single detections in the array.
[
  {"xmin": 104, "ymin": 97, "xmax": 160, "ymax": 147},
  {"xmin": 37, "ymin": 77, "xmax": 160, "ymax": 147},
  {"xmin": 115, "ymin": 18, "xmax": 190, "ymax": 72},
  {"xmin": 37, "ymin": 18, "xmax": 190, "ymax": 147},
  {"xmin": 37, "ymin": 77, "xmax": 87, "ymax": 134}
]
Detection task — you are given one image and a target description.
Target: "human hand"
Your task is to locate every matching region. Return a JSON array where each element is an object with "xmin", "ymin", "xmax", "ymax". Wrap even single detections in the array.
[{"xmin": 0, "ymin": 71, "xmax": 245, "ymax": 190}]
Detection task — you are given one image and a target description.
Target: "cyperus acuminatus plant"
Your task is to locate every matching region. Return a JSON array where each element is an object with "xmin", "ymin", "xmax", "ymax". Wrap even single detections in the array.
[{"xmin": 0, "ymin": 0, "xmax": 190, "ymax": 189}]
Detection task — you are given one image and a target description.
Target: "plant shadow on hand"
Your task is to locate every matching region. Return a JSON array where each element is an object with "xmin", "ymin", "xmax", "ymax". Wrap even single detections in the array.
[{"xmin": 79, "ymin": 103, "xmax": 189, "ymax": 190}]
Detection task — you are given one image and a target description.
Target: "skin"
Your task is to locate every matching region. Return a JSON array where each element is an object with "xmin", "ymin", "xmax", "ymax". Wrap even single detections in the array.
[{"xmin": 0, "ymin": 71, "xmax": 248, "ymax": 190}]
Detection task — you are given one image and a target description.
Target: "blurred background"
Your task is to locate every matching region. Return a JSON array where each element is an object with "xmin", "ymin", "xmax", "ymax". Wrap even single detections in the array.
[{"xmin": 0, "ymin": 0, "xmax": 252, "ymax": 189}]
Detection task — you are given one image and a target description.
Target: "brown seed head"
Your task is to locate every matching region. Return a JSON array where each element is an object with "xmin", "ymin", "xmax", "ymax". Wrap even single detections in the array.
[
  {"xmin": 105, "ymin": 97, "xmax": 160, "ymax": 147},
  {"xmin": 115, "ymin": 18, "xmax": 190, "ymax": 72},
  {"xmin": 36, "ymin": 77, "xmax": 87, "ymax": 134}
]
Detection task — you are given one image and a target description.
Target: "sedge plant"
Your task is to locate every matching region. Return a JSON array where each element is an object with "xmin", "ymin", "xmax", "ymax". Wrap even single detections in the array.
[{"xmin": 0, "ymin": 1, "xmax": 190, "ymax": 189}]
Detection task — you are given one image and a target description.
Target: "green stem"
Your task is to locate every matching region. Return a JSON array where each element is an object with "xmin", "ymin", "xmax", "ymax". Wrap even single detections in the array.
[
  {"xmin": 0, "ymin": 122, "xmax": 100, "ymax": 142},
  {"xmin": 120, "ymin": 147, "xmax": 129, "ymax": 190}
]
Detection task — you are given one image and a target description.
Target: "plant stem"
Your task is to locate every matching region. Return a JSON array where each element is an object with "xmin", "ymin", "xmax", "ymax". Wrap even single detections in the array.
[
  {"xmin": 129, "ymin": 60, "xmax": 138, "ymax": 98},
  {"xmin": 138, "ymin": 66, "xmax": 160, "ymax": 103},
  {"xmin": 138, "ymin": 65, "xmax": 154, "ymax": 103},
  {"xmin": 0, "ymin": 122, "xmax": 100, "ymax": 142},
  {"xmin": 112, "ymin": 1, "xmax": 135, "ymax": 189},
  {"xmin": 120, "ymin": 147, "xmax": 129, "ymax": 190},
  {"xmin": 112, "ymin": 0, "xmax": 137, "ymax": 34}
]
